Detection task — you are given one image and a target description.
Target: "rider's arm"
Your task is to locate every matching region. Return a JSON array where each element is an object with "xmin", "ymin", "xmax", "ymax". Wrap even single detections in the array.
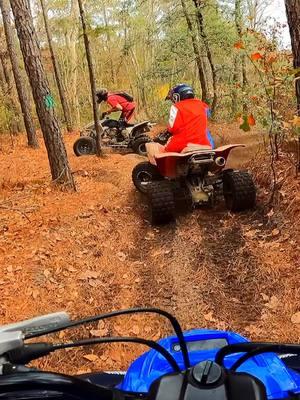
[
  {"xmin": 106, "ymin": 103, "xmax": 123, "ymax": 114},
  {"xmin": 106, "ymin": 96, "xmax": 123, "ymax": 114},
  {"xmin": 164, "ymin": 105, "xmax": 184, "ymax": 152},
  {"xmin": 167, "ymin": 105, "xmax": 180, "ymax": 135}
]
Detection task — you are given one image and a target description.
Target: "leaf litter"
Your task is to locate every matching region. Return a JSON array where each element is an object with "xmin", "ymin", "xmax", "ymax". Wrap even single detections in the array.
[{"xmin": 0, "ymin": 128, "xmax": 299, "ymax": 375}]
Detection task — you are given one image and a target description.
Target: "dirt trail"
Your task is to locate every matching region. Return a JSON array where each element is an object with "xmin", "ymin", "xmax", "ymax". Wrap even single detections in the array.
[{"xmin": 0, "ymin": 124, "xmax": 299, "ymax": 374}]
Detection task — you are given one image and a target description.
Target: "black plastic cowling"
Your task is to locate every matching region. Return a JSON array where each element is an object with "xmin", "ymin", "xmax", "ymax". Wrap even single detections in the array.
[{"xmin": 149, "ymin": 361, "xmax": 267, "ymax": 400}]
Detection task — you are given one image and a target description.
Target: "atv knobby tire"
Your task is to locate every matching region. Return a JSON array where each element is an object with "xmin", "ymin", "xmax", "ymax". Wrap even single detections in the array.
[
  {"xmin": 132, "ymin": 161, "xmax": 162, "ymax": 194},
  {"xmin": 148, "ymin": 181, "xmax": 175, "ymax": 225},
  {"xmin": 173, "ymin": 183, "xmax": 193, "ymax": 211},
  {"xmin": 131, "ymin": 135, "xmax": 151, "ymax": 156},
  {"xmin": 73, "ymin": 137, "xmax": 96, "ymax": 156},
  {"xmin": 223, "ymin": 170, "xmax": 256, "ymax": 212}
]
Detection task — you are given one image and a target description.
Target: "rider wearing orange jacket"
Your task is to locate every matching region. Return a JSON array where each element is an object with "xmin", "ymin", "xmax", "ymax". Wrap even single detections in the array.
[{"xmin": 164, "ymin": 84, "xmax": 212, "ymax": 152}]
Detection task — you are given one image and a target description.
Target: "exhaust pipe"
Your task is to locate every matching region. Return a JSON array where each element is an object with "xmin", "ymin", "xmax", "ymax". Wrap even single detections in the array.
[{"xmin": 215, "ymin": 156, "xmax": 226, "ymax": 167}]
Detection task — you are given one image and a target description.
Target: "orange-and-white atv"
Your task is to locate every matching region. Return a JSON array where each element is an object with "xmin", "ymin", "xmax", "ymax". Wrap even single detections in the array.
[{"xmin": 132, "ymin": 143, "xmax": 256, "ymax": 224}]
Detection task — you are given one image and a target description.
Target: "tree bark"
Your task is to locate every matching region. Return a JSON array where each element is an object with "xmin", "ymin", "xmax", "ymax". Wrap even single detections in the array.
[
  {"xmin": 40, "ymin": 0, "xmax": 73, "ymax": 133},
  {"xmin": 0, "ymin": 0, "xmax": 38, "ymax": 148},
  {"xmin": 78, "ymin": 0, "xmax": 102, "ymax": 156},
  {"xmin": 65, "ymin": 0, "xmax": 80, "ymax": 127},
  {"xmin": 103, "ymin": 4, "xmax": 116, "ymax": 84},
  {"xmin": 285, "ymin": 0, "xmax": 300, "ymax": 170},
  {"xmin": 285, "ymin": 0, "xmax": 300, "ymax": 114},
  {"xmin": 10, "ymin": 0, "xmax": 76, "ymax": 189},
  {"xmin": 192, "ymin": 0, "xmax": 217, "ymax": 115},
  {"xmin": 0, "ymin": 51, "xmax": 22, "ymax": 133},
  {"xmin": 231, "ymin": 55, "xmax": 239, "ymax": 116},
  {"xmin": 235, "ymin": 0, "xmax": 248, "ymax": 113},
  {"xmin": 0, "ymin": 60, "xmax": 6, "ymax": 92},
  {"xmin": 180, "ymin": 0, "xmax": 209, "ymax": 103}
]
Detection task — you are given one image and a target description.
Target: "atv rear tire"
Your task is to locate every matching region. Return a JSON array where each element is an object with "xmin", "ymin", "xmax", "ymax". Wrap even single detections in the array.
[
  {"xmin": 223, "ymin": 170, "xmax": 256, "ymax": 212},
  {"xmin": 173, "ymin": 183, "xmax": 193, "ymax": 211},
  {"xmin": 73, "ymin": 137, "xmax": 96, "ymax": 156},
  {"xmin": 132, "ymin": 161, "xmax": 162, "ymax": 194},
  {"xmin": 132, "ymin": 135, "xmax": 151, "ymax": 156},
  {"xmin": 148, "ymin": 181, "xmax": 175, "ymax": 225}
]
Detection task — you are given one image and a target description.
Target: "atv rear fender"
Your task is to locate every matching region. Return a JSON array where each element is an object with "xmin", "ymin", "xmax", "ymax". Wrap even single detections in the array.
[
  {"xmin": 130, "ymin": 121, "xmax": 151, "ymax": 137},
  {"xmin": 145, "ymin": 143, "xmax": 245, "ymax": 178}
]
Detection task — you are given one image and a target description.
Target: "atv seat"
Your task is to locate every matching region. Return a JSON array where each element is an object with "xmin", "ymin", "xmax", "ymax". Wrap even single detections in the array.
[{"xmin": 181, "ymin": 143, "xmax": 212, "ymax": 153}]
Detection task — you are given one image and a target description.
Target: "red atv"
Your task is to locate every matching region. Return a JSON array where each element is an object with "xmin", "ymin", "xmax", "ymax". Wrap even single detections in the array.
[{"xmin": 132, "ymin": 143, "xmax": 256, "ymax": 224}]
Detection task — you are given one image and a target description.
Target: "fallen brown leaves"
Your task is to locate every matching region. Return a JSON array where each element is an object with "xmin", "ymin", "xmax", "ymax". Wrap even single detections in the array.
[{"xmin": 0, "ymin": 129, "xmax": 299, "ymax": 377}]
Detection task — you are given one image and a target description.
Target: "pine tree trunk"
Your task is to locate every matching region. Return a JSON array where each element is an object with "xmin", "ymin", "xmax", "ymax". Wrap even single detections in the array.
[
  {"xmin": 67, "ymin": 0, "xmax": 80, "ymax": 127},
  {"xmin": 285, "ymin": 0, "xmax": 300, "ymax": 170},
  {"xmin": 40, "ymin": 0, "xmax": 73, "ymax": 133},
  {"xmin": 0, "ymin": 60, "xmax": 6, "ymax": 92},
  {"xmin": 77, "ymin": 0, "xmax": 102, "ymax": 156},
  {"xmin": 0, "ymin": 0, "xmax": 38, "ymax": 148},
  {"xmin": 10, "ymin": 0, "xmax": 76, "ymax": 189},
  {"xmin": 235, "ymin": 0, "xmax": 248, "ymax": 113},
  {"xmin": 192, "ymin": 0, "xmax": 217, "ymax": 115},
  {"xmin": 103, "ymin": 5, "xmax": 116, "ymax": 84},
  {"xmin": 0, "ymin": 51, "xmax": 22, "ymax": 134},
  {"xmin": 285, "ymin": 0, "xmax": 300, "ymax": 114},
  {"xmin": 180, "ymin": 0, "xmax": 209, "ymax": 103},
  {"xmin": 231, "ymin": 55, "xmax": 239, "ymax": 117}
]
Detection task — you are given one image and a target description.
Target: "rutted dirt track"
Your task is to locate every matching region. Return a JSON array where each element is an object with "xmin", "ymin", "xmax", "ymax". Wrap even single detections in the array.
[{"xmin": 0, "ymin": 125, "xmax": 299, "ymax": 374}]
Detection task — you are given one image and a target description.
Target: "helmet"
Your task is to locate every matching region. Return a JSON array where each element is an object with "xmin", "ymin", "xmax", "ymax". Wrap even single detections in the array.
[
  {"xmin": 165, "ymin": 84, "xmax": 195, "ymax": 103},
  {"xmin": 96, "ymin": 88, "xmax": 108, "ymax": 103}
]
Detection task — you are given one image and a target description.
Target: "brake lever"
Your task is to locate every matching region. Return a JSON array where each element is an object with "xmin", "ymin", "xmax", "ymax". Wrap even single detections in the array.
[{"xmin": 0, "ymin": 312, "xmax": 70, "ymax": 336}]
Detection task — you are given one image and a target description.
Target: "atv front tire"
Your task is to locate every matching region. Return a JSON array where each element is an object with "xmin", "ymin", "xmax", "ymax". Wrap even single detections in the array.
[
  {"xmin": 223, "ymin": 170, "xmax": 256, "ymax": 212},
  {"xmin": 132, "ymin": 135, "xmax": 151, "ymax": 156},
  {"xmin": 132, "ymin": 161, "xmax": 162, "ymax": 194},
  {"xmin": 148, "ymin": 181, "xmax": 175, "ymax": 225},
  {"xmin": 73, "ymin": 137, "xmax": 96, "ymax": 156}
]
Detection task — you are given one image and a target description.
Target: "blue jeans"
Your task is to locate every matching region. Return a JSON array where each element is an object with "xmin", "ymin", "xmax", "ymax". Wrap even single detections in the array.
[{"xmin": 207, "ymin": 130, "xmax": 215, "ymax": 149}]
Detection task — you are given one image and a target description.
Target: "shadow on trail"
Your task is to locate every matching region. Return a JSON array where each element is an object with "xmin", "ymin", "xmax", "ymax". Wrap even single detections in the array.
[
  {"xmin": 127, "ymin": 188, "xmax": 280, "ymax": 335},
  {"xmin": 196, "ymin": 208, "xmax": 280, "ymax": 331}
]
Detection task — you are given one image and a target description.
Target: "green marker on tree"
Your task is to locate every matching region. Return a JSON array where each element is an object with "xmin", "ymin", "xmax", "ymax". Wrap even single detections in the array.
[{"xmin": 44, "ymin": 94, "xmax": 55, "ymax": 110}]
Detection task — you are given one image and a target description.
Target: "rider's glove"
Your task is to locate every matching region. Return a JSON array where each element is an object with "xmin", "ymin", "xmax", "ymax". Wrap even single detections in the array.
[{"xmin": 154, "ymin": 130, "xmax": 172, "ymax": 145}]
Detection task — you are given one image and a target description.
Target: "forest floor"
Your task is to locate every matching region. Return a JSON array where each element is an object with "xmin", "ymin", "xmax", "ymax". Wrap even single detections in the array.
[{"xmin": 0, "ymin": 123, "xmax": 299, "ymax": 374}]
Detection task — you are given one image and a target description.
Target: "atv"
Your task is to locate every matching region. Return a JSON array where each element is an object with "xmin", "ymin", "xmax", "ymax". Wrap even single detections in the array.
[
  {"xmin": 0, "ymin": 307, "xmax": 300, "ymax": 400},
  {"xmin": 132, "ymin": 142, "xmax": 256, "ymax": 224},
  {"xmin": 73, "ymin": 118, "xmax": 154, "ymax": 157}
]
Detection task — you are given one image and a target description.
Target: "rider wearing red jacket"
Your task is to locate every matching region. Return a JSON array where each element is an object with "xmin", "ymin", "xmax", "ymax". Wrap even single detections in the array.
[
  {"xmin": 96, "ymin": 89, "xmax": 136, "ymax": 124},
  {"xmin": 164, "ymin": 84, "xmax": 212, "ymax": 152}
]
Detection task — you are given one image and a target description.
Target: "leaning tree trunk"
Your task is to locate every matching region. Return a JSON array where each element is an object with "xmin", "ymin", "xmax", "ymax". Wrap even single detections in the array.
[
  {"xmin": 180, "ymin": 0, "xmax": 209, "ymax": 103},
  {"xmin": 285, "ymin": 0, "xmax": 300, "ymax": 171},
  {"xmin": 192, "ymin": 0, "xmax": 218, "ymax": 115},
  {"xmin": 78, "ymin": 0, "xmax": 102, "ymax": 156},
  {"xmin": 10, "ymin": 0, "xmax": 76, "ymax": 189},
  {"xmin": 40, "ymin": 0, "xmax": 73, "ymax": 133},
  {"xmin": 0, "ymin": 0, "xmax": 38, "ymax": 148}
]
